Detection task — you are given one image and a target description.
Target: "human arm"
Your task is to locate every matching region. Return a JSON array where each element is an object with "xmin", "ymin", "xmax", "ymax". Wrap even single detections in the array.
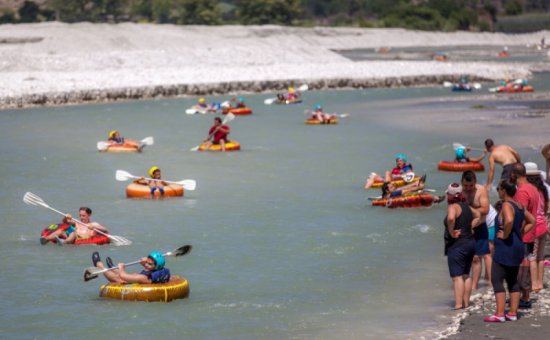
[
  {"xmin": 89, "ymin": 221, "xmax": 109, "ymax": 233},
  {"xmin": 467, "ymin": 150, "xmax": 486, "ymax": 163},
  {"xmin": 470, "ymin": 208, "xmax": 482, "ymax": 230},
  {"xmin": 446, "ymin": 204, "xmax": 461, "ymax": 238},
  {"xmin": 522, "ymin": 208, "xmax": 535, "ymax": 235},
  {"xmin": 116, "ymin": 262, "xmax": 151, "ymax": 284},
  {"xmin": 486, "ymin": 154, "xmax": 495, "ymax": 191},
  {"xmin": 498, "ymin": 202, "xmax": 514, "ymax": 239},
  {"xmin": 133, "ymin": 176, "xmax": 148, "ymax": 185}
]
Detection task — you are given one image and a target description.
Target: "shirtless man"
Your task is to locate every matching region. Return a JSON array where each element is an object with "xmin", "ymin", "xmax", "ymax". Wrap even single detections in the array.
[
  {"xmin": 484, "ymin": 139, "xmax": 521, "ymax": 192},
  {"xmin": 461, "ymin": 171, "xmax": 491, "ymax": 290},
  {"xmin": 63, "ymin": 207, "xmax": 109, "ymax": 243}
]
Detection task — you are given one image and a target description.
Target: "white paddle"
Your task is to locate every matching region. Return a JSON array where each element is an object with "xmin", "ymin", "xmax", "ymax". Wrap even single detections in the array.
[
  {"xmin": 304, "ymin": 109, "xmax": 350, "ymax": 118},
  {"xmin": 83, "ymin": 245, "xmax": 192, "ymax": 282},
  {"xmin": 97, "ymin": 136, "xmax": 154, "ymax": 151},
  {"xmin": 264, "ymin": 84, "xmax": 309, "ymax": 105},
  {"xmin": 443, "ymin": 81, "xmax": 481, "ymax": 89},
  {"xmin": 452, "ymin": 142, "xmax": 484, "ymax": 152},
  {"xmin": 190, "ymin": 113, "xmax": 235, "ymax": 151},
  {"xmin": 116, "ymin": 170, "xmax": 196, "ymax": 191},
  {"xmin": 23, "ymin": 192, "xmax": 131, "ymax": 246}
]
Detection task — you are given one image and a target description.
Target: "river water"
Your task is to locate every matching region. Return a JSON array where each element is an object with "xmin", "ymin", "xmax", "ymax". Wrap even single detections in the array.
[{"xmin": 1, "ymin": 74, "xmax": 549, "ymax": 339}]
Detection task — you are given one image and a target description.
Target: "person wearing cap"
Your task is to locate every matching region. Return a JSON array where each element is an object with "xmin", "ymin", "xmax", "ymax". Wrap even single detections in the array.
[
  {"xmin": 484, "ymin": 139, "xmax": 521, "ymax": 192},
  {"xmin": 310, "ymin": 104, "xmax": 337, "ymax": 124},
  {"xmin": 133, "ymin": 166, "xmax": 168, "ymax": 196},
  {"xmin": 443, "ymin": 182, "xmax": 482, "ymax": 310},
  {"xmin": 91, "ymin": 250, "xmax": 171, "ymax": 284},
  {"xmin": 510, "ymin": 162, "xmax": 540, "ymax": 308},
  {"xmin": 286, "ymin": 87, "xmax": 297, "ymax": 101},
  {"xmin": 106, "ymin": 130, "xmax": 141, "ymax": 150},
  {"xmin": 364, "ymin": 154, "xmax": 414, "ymax": 189},
  {"xmin": 461, "ymin": 171, "xmax": 492, "ymax": 291},
  {"xmin": 524, "ymin": 162, "xmax": 549, "ymax": 292},
  {"xmin": 233, "ymin": 97, "xmax": 246, "ymax": 108},
  {"xmin": 193, "ymin": 97, "xmax": 219, "ymax": 113},
  {"xmin": 484, "ymin": 178, "xmax": 535, "ymax": 322}
]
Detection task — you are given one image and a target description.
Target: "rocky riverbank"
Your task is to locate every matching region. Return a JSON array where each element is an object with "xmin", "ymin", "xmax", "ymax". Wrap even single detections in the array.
[{"xmin": 0, "ymin": 22, "xmax": 547, "ymax": 109}]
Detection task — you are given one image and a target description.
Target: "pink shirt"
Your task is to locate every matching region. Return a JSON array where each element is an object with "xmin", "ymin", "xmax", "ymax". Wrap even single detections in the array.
[
  {"xmin": 514, "ymin": 182, "xmax": 539, "ymax": 243},
  {"xmin": 534, "ymin": 191, "xmax": 549, "ymax": 238}
]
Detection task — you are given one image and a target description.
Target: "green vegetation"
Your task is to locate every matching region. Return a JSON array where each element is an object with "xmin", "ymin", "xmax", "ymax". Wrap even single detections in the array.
[{"xmin": 0, "ymin": 0, "xmax": 548, "ymax": 32}]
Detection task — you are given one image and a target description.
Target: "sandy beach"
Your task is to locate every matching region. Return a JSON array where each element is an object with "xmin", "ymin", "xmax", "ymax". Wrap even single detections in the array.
[{"xmin": 0, "ymin": 22, "xmax": 549, "ymax": 109}]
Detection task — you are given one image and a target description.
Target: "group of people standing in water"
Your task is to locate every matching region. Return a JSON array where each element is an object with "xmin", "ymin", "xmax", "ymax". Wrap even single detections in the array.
[{"xmin": 443, "ymin": 139, "xmax": 549, "ymax": 323}]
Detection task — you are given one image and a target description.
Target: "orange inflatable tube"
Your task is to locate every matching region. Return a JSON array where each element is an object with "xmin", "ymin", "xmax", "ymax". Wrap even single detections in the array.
[
  {"xmin": 438, "ymin": 161, "xmax": 485, "ymax": 172},
  {"xmin": 370, "ymin": 176, "xmax": 420, "ymax": 189},
  {"xmin": 99, "ymin": 276, "xmax": 189, "ymax": 302},
  {"xmin": 126, "ymin": 183, "xmax": 184, "ymax": 198},
  {"xmin": 100, "ymin": 142, "xmax": 140, "ymax": 153},
  {"xmin": 372, "ymin": 193, "xmax": 435, "ymax": 208},
  {"xmin": 222, "ymin": 107, "xmax": 252, "ymax": 115}
]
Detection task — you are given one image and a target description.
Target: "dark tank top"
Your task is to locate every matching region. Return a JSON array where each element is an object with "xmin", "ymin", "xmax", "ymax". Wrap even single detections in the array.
[{"xmin": 444, "ymin": 201, "xmax": 474, "ymax": 254}]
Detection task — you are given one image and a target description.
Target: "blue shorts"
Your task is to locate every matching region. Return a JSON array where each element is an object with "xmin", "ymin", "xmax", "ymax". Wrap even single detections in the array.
[
  {"xmin": 475, "ymin": 239, "xmax": 490, "ymax": 256},
  {"xmin": 447, "ymin": 240, "xmax": 475, "ymax": 277},
  {"xmin": 487, "ymin": 224, "xmax": 495, "ymax": 242}
]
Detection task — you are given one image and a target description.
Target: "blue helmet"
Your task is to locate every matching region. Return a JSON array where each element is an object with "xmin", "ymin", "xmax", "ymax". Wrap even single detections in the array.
[
  {"xmin": 395, "ymin": 154, "xmax": 407, "ymax": 163},
  {"xmin": 238, "ymin": 97, "xmax": 244, "ymax": 102},
  {"xmin": 455, "ymin": 147, "xmax": 466, "ymax": 159},
  {"xmin": 315, "ymin": 104, "xmax": 322, "ymax": 110},
  {"xmin": 148, "ymin": 251, "xmax": 165, "ymax": 270}
]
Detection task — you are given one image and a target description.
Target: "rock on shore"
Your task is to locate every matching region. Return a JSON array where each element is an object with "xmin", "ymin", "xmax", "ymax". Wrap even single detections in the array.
[{"xmin": 0, "ymin": 22, "xmax": 547, "ymax": 109}]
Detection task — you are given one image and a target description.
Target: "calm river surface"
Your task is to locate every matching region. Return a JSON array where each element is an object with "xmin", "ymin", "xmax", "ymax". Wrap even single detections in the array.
[{"xmin": 1, "ymin": 74, "xmax": 549, "ymax": 339}]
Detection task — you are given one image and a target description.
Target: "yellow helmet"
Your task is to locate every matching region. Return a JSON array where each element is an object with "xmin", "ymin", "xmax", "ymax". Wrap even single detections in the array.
[
  {"xmin": 149, "ymin": 166, "xmax": 160, "ymax": 177},
  {"xmin": 288, "ymin": 87, "xmax": 295, "ymax": 93},
  {"xmin": 109, "ymin": 130, "xmax": 117, "ymax": 138},
  {"xmin": 198, "ymin": 98, "xmax": 206, "ymax": 104}
]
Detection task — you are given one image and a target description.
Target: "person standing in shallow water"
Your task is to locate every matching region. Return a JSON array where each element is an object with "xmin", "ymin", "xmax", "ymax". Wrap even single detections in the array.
[
  {"xmin": 443, "ymin": 183, "xmax": 481, "ymax": 310},
  {"xmin": 484, "ymin": 179, "xmax": 534, "ymax": 323},
  {"xmin": 484, "ymin": 138, "xmax": 521, "ymax": 192},
  {"xmin": 461, "ymin": 171, "xmax": 492, "ymax": 291}
]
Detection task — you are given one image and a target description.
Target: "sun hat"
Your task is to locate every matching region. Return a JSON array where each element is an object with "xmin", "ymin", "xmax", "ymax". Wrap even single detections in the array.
[
  {"xmin": 524, "ymin": 162, "xmax": 542, "ymax": 176},
  {"xmin": 446, "ymin": 183, "xmax": 462, "ymax": 196}
]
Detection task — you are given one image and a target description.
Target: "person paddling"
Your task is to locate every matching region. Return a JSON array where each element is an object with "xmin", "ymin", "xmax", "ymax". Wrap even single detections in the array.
[
  {"xmin": 202, "ymin": 117, "xmax": 230, "ymax": 152},
  {"xmin": 365, "ymin": 154, "xmax": 414, "ymax": 189},
  {"xmin": 91, "ymin": 251, "xmax": 171, "ymax": 284},
  {"xmin": 455, "ymin": 146, "xmax": 486, "ymax": 163},
  {"xmin": 133, "ymin": 166, "xmax": 168, "ymax": 197},
  {"xmin": 107, "ymin": 130, "xmax": 142, "ymax": 151}
]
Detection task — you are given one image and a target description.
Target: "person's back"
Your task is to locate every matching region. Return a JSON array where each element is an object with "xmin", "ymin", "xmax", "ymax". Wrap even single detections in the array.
[{"xmin": 491, "ymin": 145, "xmax": 520, "ymax": 166}]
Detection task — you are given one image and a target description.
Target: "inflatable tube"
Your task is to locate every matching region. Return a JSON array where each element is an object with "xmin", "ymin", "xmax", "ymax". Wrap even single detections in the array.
[
  {"xmin": 498, "ymin": 51, "xmax": 510, "ymax": 57},
  {"xmin": 198, "ymin": 140, "xmax": 240, "ymax": 151},
  {"xmin": 40, "ymin": 223, "xmax": 71, "ymax": 244},
  {"xmin": 372, "ymin": 193, "xmax": 435, "ymax": 208},
  {"xmin": 438, "ymin": 161, "xmax": 485, "ymax": 172},
  {"xmin": 275, "ymin": 98, "xmax": 302, "ymax": 105},
  {"xmin": 222, "ymin": 107, "xmax": 252, "ymax": 115},
  {"xmin": 370, "ymin": 176, "xmax": 420, "ymax": 189},
  {"xmin": 496, "ymin": 85, "xmax": 534, "ymax": 93},
  {"xmin": 100, "ymin": 142, "xmax": 140, "ymax": 153},
  {"xmin": 305, "ymin": 118, "xmax": 338, "ymax": 125},
  {"xmin": 126, "ymin": 183, "xmax": 184, "ymax": 198},
  {"xmin": 74, "ymin": 234, "xmax": 111, "ymax": 245},
  {"xmin": 99, "ymin": 276, "xmax": 189, "ymax": 302},
  {"xmin": 452, "ymin": 84, "xmax": 472, "ymax": 92}
]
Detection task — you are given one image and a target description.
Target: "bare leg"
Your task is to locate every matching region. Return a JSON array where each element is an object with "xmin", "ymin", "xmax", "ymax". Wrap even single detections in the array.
[
  {"xmin": 452, "ymin": 276, "xmax": 465, "ymax": 309},
  {"xmin": 471, "ymin": 256, "xmax": 482, "ymax": 290},
  {"xmin": 509, "ymin": 291, "xmax": 520, "ymax": 315},
  {"xmin": 220, "ymin": 139, "xmax": 226, "ymax": 152},
  {"xmin": 495, "ymin": 292, "xmax": 506, "ymax": 316},
  {"xmin": 463, "ymin": 274, "xmax": 472, "ymax": 308},
  {"xmin": 97, "ymin": 261, "xmax": 124, "ymax": 284},
  {"xmin": 483, "ymin": 254, "xmax": 492, "ymax": 288}
]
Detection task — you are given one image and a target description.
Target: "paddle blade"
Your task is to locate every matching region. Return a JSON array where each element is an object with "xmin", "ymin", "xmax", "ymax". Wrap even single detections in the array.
[
  {"xmin": 453, "ymin": 143, "xmax": 466, "ymax": 151},
  {"xmin": 169, "ymin": 245, "xmax": 192, "ymax": 257},
  {"xmin": 83, "ymin": 267, "xmax": 101, "ymax": 282},
  {"xmin": 178, "ymin": 180, "xmax": 196, "ymax": 191},
  {"xmin": 473, "ymin": 83, "xmax": 482, "ymax": 89},
  {"xmin": 223, "ymin": 112, "xmax": 235, "ymax": 124},
  {"xmin": 186, "ymin": 109, "xmax": 197, "ymax": 114},
  {"xmin": 264, "ymin": 98, "xmax": 276, "ymax": 105},
  {"xmin": 298, "ymin": 84, "xmax": 309, "ymax": 92},
  {"xmin": 221, "ymin": 101, "xmax": 230, "ymax": 108},
  {"xmin": 402, "ymin": 172, "xmax": 415, "ymax": 183},
  {"xmin": 23, "ymin": 192, "xmax": 45, "ymax": 207},
  {"xmin": 443, "ymin": 81, "xmax": 453, "ymax": 87},
  {"xmin": 115, "ymin": 170, "xmax": 133, "ymax": 182},
  {"xmin": 141, "ymin": 137, "xmax": 154, "ymax": 146},
  {"xmin": 97, "ymin": 141, "xmax": 109, "ymax": 151},
  {"xmin": 190, "ymin": 145, "xmax": 200, "ymax": 152}
]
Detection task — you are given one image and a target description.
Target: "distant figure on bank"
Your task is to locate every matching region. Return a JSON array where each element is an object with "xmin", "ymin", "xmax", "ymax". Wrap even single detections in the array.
[{"xmin": 484, "ymin": 139, "xmax": 521, "ymax": 192}]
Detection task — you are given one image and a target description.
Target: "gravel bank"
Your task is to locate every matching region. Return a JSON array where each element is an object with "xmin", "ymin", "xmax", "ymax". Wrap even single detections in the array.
[{"xmin": 0, "ymin": 22, "xmax": 547, "ymax": 109}]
